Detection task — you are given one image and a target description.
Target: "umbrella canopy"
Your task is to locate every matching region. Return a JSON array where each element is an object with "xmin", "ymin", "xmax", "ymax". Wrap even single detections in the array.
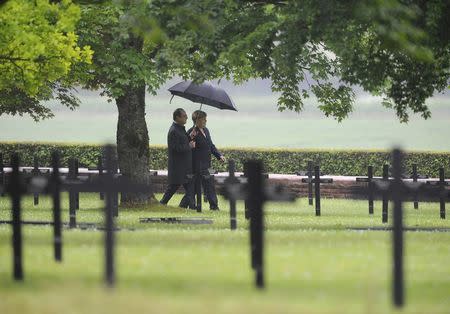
[{"xmin": 168, "ymin": 80, "xmax": 237, "ymax": 111}]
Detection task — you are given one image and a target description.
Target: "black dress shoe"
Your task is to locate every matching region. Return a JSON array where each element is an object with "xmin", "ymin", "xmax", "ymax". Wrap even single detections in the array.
[{"xmin": 210, "ymin": 207, "xmax": 220, "ymax": 211}]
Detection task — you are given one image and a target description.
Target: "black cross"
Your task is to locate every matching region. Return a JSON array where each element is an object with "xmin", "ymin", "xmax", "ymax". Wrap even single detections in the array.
[
  {"xmin": 104, "ymin": 146, "xmax": 116, "ymax": 287},
  {"xmin": 412, "ymin": 164, "xmax": 418, "ymax": 209},
  {"xmin": 391, "ymin": 149, "xmax": 404, "ymax": 308},
  {"xmin": 223, "ymin": 160, "xmax": 296, "ymax": 289},
  {"xmin": 32, "ymin": 156, "xmax": 40, "ymax": 205},
  {"xmin": 61, "ymin": 145, "xmax": 152, "ymax": 287},
  {"xmin": 370, "ymin": 150, "xmax": 405, "ymax": 307},
  {"xmin": 224, "ymin": 160, "xmax": 238, "ymax": 230},
  {"xmin": 216, "ymin": 160, "xmax": 245, "ymax": 230},
  {"xmin": 6, "ymin": 153, "xmax": 25, "ymax": 280},
  {"xmin": 296, "ymin": 161, "xmax": 324, "ymax": 206},
  {"xmin": 301, "ymin": 165, "xmax": 333, "ymax": 216},
  {"xmin": 382, "ymin": 165, "xmax": 389, "ymax": 223},
  {"xmin": 68, "ymin": 158, "xmax": 80, "ymax": 228},
  {"xmin": 98, "ymin": 155, "xmax": 105, "ymax": 200},
  {"xmin": 372, "ymin": 149, "xmax": 449, "ymax": 307},
  {"xmin": 48, "ymin": 152, "xmax": 63, "ymax": 262},
  {"xmin": 241, "ymin": 164, "xmax": 268, "ymax": 220},
  {"xmin": 356, "ymin": 166, "xmax": 377, "ymax": 214},
  {"xmin": 426, "ymin": 168, "xmax": 448, "ymax": 219},
  {"xmin": 307, "ymin": 161, "xmax": 314, "ymax": 206}
]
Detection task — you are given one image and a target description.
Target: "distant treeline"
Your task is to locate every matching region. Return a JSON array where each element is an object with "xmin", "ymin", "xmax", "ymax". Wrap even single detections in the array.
[{"xmin": 1, "ymin": 142, "xmax": 449, "ymax": 177}]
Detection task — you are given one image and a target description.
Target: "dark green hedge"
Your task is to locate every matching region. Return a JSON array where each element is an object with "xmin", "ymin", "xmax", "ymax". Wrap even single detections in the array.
[{"xmin": 0, "ymin": 142, "xmax": 449, "ymax": 177}]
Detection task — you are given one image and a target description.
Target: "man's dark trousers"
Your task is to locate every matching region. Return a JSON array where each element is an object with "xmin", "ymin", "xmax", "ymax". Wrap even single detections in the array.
[{"xmin": 160, "ymin": 180, "xmax": 195, "ymax": 208}]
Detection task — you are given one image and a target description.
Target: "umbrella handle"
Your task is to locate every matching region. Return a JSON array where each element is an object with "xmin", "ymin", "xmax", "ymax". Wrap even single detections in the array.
[{"xmin": 169, "ymin": 95, "xmax": 174, "ymax": 104}]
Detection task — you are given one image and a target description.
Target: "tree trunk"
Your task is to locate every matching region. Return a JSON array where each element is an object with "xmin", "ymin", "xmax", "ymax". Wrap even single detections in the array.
[{"xmin": 115, "ymin": 85, "xmax": 155, "ymax": 205}]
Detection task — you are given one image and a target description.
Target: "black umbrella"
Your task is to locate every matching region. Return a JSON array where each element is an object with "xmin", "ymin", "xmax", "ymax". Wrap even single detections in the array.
[{"xmin": 168, "ymin": 80, "xmax": 237, "ymax": 111}]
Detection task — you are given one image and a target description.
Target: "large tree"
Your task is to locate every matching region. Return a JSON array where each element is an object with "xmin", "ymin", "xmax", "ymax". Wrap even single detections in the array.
[
  {"xmin": 74, "ymin": 1, "xmax": 221, "ymax": 204},
  {"xmin": 0, "ymin": 0, "xmax": 92, "ymax": 120}
]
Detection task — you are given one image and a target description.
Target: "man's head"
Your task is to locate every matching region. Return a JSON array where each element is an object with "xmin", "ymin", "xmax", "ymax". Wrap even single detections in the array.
[{"xmin": 173, "ymin": 108, "xmax": 188, "ymax": 125}]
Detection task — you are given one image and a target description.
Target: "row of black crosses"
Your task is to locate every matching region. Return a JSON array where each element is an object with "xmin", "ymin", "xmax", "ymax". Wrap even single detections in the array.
[
  {"xmin": 1, "ymin": 153, "xmax": 121, "ymax": 228},
  {"xmin": 293, "ymin": 160, "xmax": 447, "ymax": 221},
  {"xmin": 221, "ymin": 149, "xmax": 448, "ymax": 308},
  {"xmin": 3, "ymin": 152, "xmax": 446, "ymax": 225},
  {"xmin": 1, "ymin": 145, "xmax": 151, "ymax": 287},
  {"xmin": 220, "ymin": 161, "xmax": 332, "ymax": 230},
  {"xmin": 190, "ymin": 159, "xmax": 330, "ymax": 219},
  {"xmin": 357, "ymin": 164, "xmax": 448, "ymax": 221},
  {"xmin": 1, "ymin": 149, "xmax": 294, "ymax": 291}
]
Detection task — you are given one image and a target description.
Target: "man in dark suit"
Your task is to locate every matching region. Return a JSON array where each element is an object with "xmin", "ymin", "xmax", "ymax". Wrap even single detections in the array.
[
  {"xmin": 188, "ymin": 110, "xmax": 226, "ymax": 210},
  {"xmin": 160, "ymin": 108, "xmax": 196, "ymax": 208}
]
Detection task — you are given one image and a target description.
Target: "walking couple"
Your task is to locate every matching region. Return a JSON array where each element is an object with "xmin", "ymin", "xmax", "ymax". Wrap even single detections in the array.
[{"xmin": 159, "ymin": 108, "xmax": 226, "ymax": 210}]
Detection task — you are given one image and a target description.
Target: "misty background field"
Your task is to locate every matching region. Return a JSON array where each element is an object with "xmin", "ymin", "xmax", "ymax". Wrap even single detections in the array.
[{"xmin": 1, "ymin": 79, "xmax": 449, "ymax": 151}]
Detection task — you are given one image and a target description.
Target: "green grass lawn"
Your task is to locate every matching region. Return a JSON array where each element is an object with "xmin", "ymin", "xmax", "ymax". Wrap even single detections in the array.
[{"xmin": 0, "ymin": 193, "xmax": 449, "ymax": 314}]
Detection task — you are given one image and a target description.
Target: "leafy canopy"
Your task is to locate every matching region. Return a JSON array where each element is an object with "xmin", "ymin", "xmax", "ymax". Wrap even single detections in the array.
[
  {"xmin": 2, "ymin": 0, "xmax": 448, "ymax": 123},
  {"xmin": 147, "ymin": 0, "xmax": 449, "ymax": 122},
  {"xmin": 75, "ymin": 0, "xmax": 219, "ymax": 99},
  {"xmin": 0, "ymin": 0, "xmax": 92, "ymax": 120},
  {"xmin": 212, "ymin": 1, "xmax": 449, "ymax": 122}
]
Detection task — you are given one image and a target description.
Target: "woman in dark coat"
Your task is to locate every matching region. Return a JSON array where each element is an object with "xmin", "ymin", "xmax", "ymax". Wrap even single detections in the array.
[
  {"xmin": 160, "ymin": 108, "xmax": 195, "ymax": 208},
  {"xmin": 188, "ymin": 110, "xmax": 226, "ymax": 210}
]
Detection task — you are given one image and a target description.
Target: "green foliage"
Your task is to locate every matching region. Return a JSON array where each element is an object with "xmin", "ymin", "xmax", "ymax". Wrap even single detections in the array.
[
  {"xmin": 0, "ymin": 0, "xmax": 93, "ymax": 120},
  {"xmin": 75, "ymin": 0, "xmax": 222, "ymax": 98},
  {"xmin": 75, "ymin": 2, "xmax": 166, "ymax": 98},
  {"xmin": 1, "ymin": 142, "xmax": 448, "ymax": 177},
  {"xmin": 180, "ymin": 0, "xmax": 450, "ymax": 122},
  {"xmin": 331, "ymin": 0, "xmax": 450, "ymax": 122},
  {"xmin": 1, "ymin": 0, "xmax": 448, "ymax": 123}
]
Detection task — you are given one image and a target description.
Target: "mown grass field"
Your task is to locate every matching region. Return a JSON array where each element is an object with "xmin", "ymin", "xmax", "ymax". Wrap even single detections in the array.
[{"xmin": 0, "ymin": 193, "xmax": 449, "ymax": 314}]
